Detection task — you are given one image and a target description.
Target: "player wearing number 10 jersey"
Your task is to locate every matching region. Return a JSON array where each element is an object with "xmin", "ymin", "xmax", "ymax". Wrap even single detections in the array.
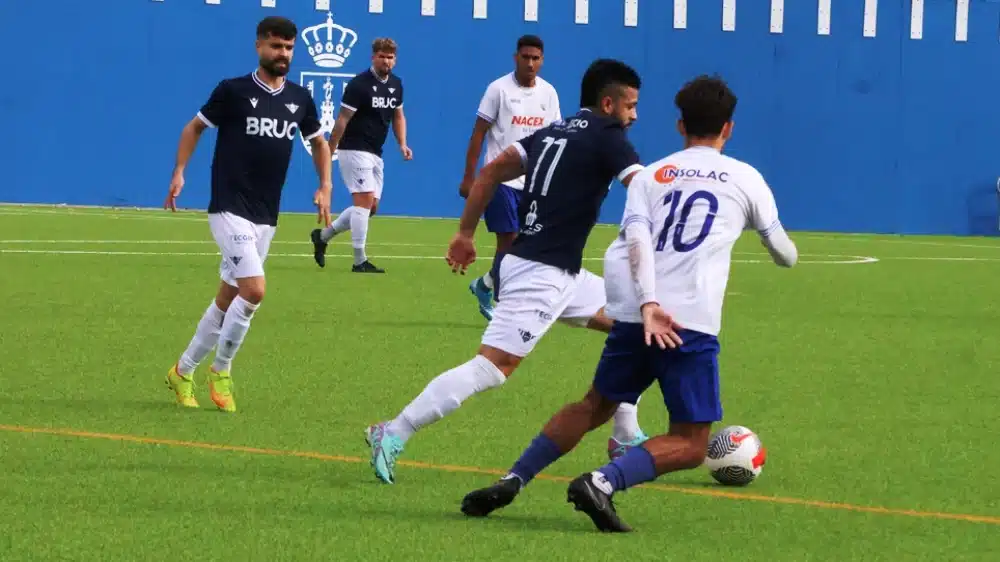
[
  {"xmin": 362, "ymin": 59, "xmax": 667, "ymax": 485},
  {"xmin": 459, "ymin": 75, "xmax": 799, "ymax": 532}
]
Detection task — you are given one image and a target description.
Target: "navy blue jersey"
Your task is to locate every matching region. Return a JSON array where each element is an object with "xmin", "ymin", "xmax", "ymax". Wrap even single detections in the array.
[
  {"xmin": 198, "ymin": 71, "xmax": 322, "ymax": 226},
  {"xmin": 507, "ymin": 109, "xmax": 642, "ymax": 273},
  {"xmin": 339, "ymin": 68, "xmax": 404, "ymax": 157}
]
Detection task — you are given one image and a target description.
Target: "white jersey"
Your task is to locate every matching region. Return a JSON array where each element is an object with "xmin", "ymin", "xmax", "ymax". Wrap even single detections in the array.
[
  {"xmin": 476, "ymin": 73, "xmax": 561, "ymax": 190},
  {"xmin": 604, "ymin": 146, "xmax": 784, "ymax": 336}
]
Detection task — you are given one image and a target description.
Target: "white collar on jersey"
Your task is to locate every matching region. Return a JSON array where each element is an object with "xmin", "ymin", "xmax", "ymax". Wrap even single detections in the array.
[
  {"xmin": 510, "ymin": 72, "xmax": 539, "ymax": 90},
  {"xmin": 252, "ymin": 69, "xmax": 287, "ymax": 96},
  {"xmin": 369, "ymin": 67, "xmax": 390, "ymax": 84}
]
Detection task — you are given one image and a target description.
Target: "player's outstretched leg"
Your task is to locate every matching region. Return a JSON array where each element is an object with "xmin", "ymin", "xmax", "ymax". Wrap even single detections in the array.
[
  {"xmin": 365, "ymin": 347, "xmax": 515, "ymax": 484},
  {"xmin": 165, "ymin": 282, "xmax": 237, "ymax": 408},
  {"xmin": 460, "ymin": 385, "xmax": 621, "ymax": 517}
]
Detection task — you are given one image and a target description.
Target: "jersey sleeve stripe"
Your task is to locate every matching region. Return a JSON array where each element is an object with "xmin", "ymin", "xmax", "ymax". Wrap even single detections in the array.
[
  {"xmin": 340, "ymin": 102, "xmax": 357, "ymax": 112},
  {"xmin": 617, "ymin": 164, "xmax": 644, "ymax": 182},
  {"xmin": 758, "ymin": 219, "xmax": 781, "ymax": 238},
  {"xmin": 303, "ymin": 129, "xmax": 324, "ymax": 141},
  {"xmin": 196, "ymin": 111, "xmax": 217, "ymax": 129},
  {"xmin": 476, "ymin": 111, "xmax": 495, "ymax": 124}
]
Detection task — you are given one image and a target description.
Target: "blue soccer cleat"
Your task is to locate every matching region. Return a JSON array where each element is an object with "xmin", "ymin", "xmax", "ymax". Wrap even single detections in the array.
[
  {"xmin": 469, "ymin": 277, "xmax": 494, "ymax": 321},
  {"xmin": 365, "ymin": 422, "xmax": 405, "ymax": 484},
  {"xmin": 607, "ymin": 430, "xmax": 650, "ymax": 461}
]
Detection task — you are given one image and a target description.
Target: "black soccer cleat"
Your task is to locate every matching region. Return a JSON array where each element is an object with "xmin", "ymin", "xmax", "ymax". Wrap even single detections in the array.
[
  {"xmin": 461, "ymin": 477, "xmax": 522, "ymax": 517},
  {"xmin": 311, "ymin": 229, "xmax": 328, "ymax": 268},
  {"xmin": 566, "ymin": 472, "xmax": 633, "ymax": 533},
  {"xmin": 351, "ymin": 260, "xmax": 385, "ymax": 274}
]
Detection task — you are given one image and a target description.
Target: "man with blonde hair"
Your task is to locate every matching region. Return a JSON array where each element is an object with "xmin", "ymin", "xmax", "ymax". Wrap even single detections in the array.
[{"xmin": 311, "ymin": 37, "xmax": 412, "ymax": 273}]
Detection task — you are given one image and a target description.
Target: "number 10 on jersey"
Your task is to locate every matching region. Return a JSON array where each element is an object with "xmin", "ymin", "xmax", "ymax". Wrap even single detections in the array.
[{"xmin": 655, "ymin": 189, "xmax": 720, "ymax": 253}]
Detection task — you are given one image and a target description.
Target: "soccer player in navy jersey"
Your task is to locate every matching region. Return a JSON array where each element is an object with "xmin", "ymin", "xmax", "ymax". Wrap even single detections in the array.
[
  {"xmin": 363, "ymin": 59, "xmax": 679, "ymax": 485},
  {"xmin": 162, "ymin": 16, "xmax": 332, "ymax": 412},
  {"xmin": 460, "ymin": 76, "xmax": 798, "ymax": 533},
  {"xmin": 310, "ymin": 37, "xmax": 412, "ymax": 274}
]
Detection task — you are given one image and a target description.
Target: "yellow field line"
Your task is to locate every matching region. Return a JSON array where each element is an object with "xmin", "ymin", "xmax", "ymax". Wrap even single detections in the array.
[{"xmin": 2, "ymin": 423, "xmax": 998, "ymax": 526}]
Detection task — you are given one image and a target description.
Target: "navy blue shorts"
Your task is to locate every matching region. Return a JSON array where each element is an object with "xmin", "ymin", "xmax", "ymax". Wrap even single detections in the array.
[
  {"xmin": 483, "ymin": 184, "xmax": 521, "ymax": 234},
  {"xmin": 592, "ymin": 322, "xmax": 723, "ymax": 424}
]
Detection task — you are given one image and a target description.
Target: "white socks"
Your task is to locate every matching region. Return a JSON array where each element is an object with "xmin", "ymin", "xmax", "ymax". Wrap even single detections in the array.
[
  {"xmin": 387, "ymin": 355, "xmax": 507, "ymax": 442},
  {"xmin": 177, "ymin": 301, "xmax": 226, "ymax": 376},
  {"xmin": 210, "ymin": 296, "xmax": 260, "ymax": 373},
  {"xmin": 612, "ymin": 397, "xmax": 642, "ymax": 443},
  {"xmin": 319, "ymin": 206, "xmax": 371, "ymax": 265},
  {"xmin": 350, "ymin": 207, "xmax": 370, "ymax": 265},
  {"xmin": 320, "ymin": 207, "xmax": 354, "ymax": 242}
]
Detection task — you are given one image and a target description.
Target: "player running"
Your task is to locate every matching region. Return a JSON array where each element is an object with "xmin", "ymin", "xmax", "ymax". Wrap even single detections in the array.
[
  {"xmin": 163, "ymin": 16, "xmax": 332, "ymax": 412},
  {"xmin": 311, "ymin": 37, "xmax": 412, "ymax": 274},
  {"xmin": 461, "ymin": 35, "xmax": 561, "ymax": 321},
  {"xmin": 364, "ymin": 59, "xmax": 666, "ymax": 485},
  {"xmin": 458, "ymin": 75, "xmax": 799, "ymax": 532}
]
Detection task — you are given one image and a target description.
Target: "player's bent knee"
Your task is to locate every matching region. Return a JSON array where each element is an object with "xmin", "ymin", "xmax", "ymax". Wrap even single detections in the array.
[
  {"xmin": 477, "ymin": 345, "xmax": 522, "ymax": 377},
  {"xmin": 236, "ymin": 276, "xmax": 266, "ymax": 304},
  {"xmin": 215, "ymin": 282, "xmax": 239, "ymax": 311},
  {"xmin": 351, "ymin": 192, "xmax": 376, "ymax": 210},
  {"xmin": 584, "ymin": 308, "xmax": 614, "ymax": 333},
  {"xmin": 582, "ymin": 387, "xmax": 620, "ymax": 429}
]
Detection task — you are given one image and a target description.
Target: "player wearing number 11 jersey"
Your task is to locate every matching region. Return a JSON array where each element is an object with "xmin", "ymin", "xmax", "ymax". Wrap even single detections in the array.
[
  {"xmin": 459, "ymin": 75, "xmax": 799, "ymax": 532},
  {"xmin": 362, "ymin": 59, "xmax": 670, "ymax": 485}
]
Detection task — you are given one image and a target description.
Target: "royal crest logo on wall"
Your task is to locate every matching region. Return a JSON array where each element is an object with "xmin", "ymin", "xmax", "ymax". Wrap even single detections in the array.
[{"xmin": 299, "ymin": 11, "xmax": 360, "ymax": 161}]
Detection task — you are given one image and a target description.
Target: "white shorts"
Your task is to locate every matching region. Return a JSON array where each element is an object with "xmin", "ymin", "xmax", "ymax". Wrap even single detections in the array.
[
  {"xmin": 208, "ymin": 212, "xmax": 276, "ymax": 287},
  {"xmin": 481, "ymin": 254, "xmax": 607, "ymax": 357},
  {"xmin": 337, "ymin": 149, "xmax": 384, "ymax": 199}
]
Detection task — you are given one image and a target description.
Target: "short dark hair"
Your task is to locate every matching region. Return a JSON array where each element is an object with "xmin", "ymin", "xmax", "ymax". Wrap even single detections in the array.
[
  {"xmin": 257, "ymin": 16, "xmax": 297, "ymax": 40},
  {"xmin": 372, "ymin": 37, "xmax": 398, "ymax": 54},
  {"xmin": 674, "ymin": 75, "xmax": 738, "ymax": 138},
  {"xmin": 516, "ymin": 35, "xmax": 544, "ymax": 53},
  {"xmin": 579, "ymin": 59, "xmax": 641, "ymax": 108}
]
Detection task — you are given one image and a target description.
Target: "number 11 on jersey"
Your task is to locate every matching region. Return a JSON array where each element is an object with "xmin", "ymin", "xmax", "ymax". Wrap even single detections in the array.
[
  {"xmin": 527, "ymin": 136, "xmax": 567, "ymax": 196},
  {"xmin": 655, "ymin": 189, "xmax": 720, "ymax": 253}
]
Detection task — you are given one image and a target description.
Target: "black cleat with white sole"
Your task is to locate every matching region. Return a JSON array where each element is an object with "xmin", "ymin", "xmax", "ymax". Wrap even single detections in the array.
[
  {"xmin": 352, "ymin": 260, "xmax": 385, "ymax": 273},
  {"xmin": 566, "ymin": 472, "xmax": 633, "ymax": 533},
  {"xmin": 461, "ymin": 477, "xmax": 522, "ymax": 517},
  {"xmin": 311, "ymin": 229, "xmax": 328, "ymax": 268}
]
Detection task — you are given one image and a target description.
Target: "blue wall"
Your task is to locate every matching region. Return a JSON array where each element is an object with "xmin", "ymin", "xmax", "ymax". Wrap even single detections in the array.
[{"xmin": 2, "ymin": 0, "xmax": 998, "ymax": 235}]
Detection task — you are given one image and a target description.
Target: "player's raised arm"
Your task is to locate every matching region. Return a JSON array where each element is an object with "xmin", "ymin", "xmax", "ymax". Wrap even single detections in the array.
[{"xmin": 748, "ymin": 174, "xmax": 798, "ymax": 267}]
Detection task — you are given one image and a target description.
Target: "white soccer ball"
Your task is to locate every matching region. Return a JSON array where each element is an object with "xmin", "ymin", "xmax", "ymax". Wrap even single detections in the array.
[{"xmin": 704, "ymin": 425, "xmax": 767, "ymax": 486}]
